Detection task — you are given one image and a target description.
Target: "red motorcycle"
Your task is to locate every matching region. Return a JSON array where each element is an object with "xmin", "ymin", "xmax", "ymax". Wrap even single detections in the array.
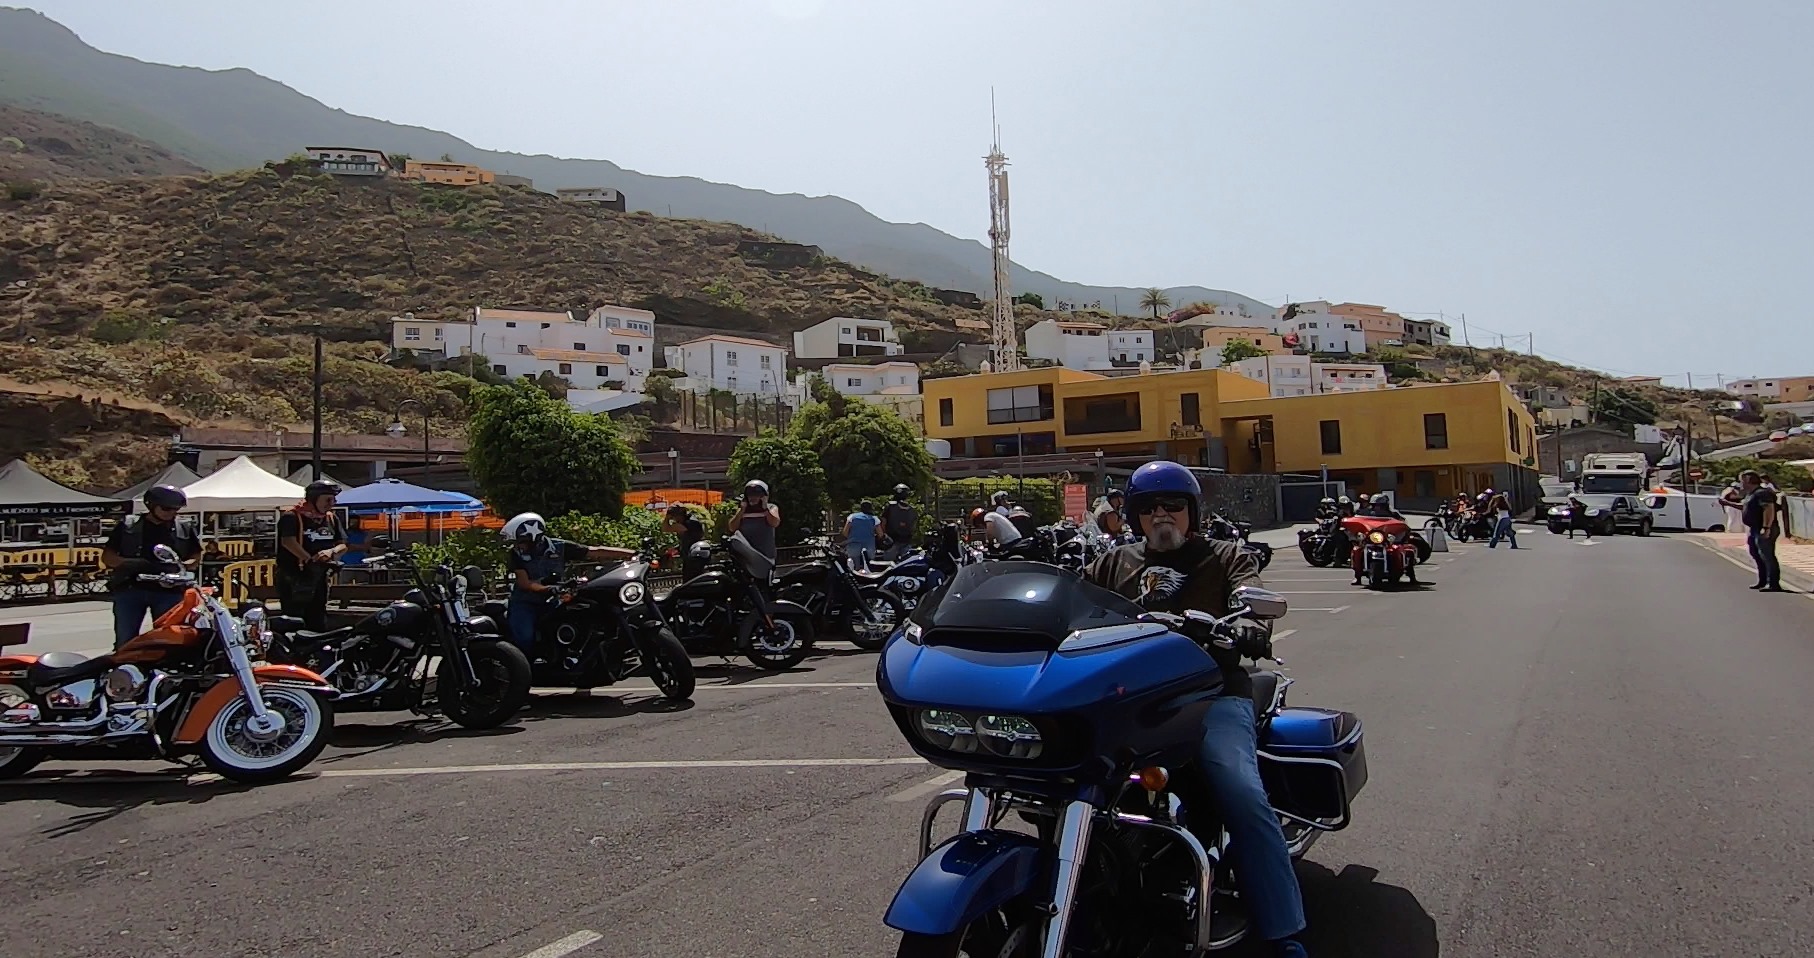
[{"xmin": 1342, "ymin": 516, "xmax": 1421, "ymax": 589}]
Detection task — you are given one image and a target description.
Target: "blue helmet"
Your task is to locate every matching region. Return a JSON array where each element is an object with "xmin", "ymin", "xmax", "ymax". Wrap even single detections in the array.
[{"xmin": 1123, "ymin": 460, "xmax": 1202, "ymax": 534}]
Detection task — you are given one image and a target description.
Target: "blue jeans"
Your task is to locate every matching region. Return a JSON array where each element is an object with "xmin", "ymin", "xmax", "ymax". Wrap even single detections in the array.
[
  {"xmin": 1747, "ymin": 529, "xmax": 1781, "ymax": 588},
  {"xmin": 1196, "ymin": 695, "xmax": 1306, "ymax": 942},
  {"xmin": 845, "ymin": 544, "xmax": 874, "ymax": 569},
  {"xmin": 1488, "ymin": 515, "xmax": 1518, "ymax": 548},
  {"xmin": 111, "ymin": 589, "xmax": 185, "ymax": 650},
  {"xmin": 506, "ymin": 593, "xmax": 551, "ymax": 656}
]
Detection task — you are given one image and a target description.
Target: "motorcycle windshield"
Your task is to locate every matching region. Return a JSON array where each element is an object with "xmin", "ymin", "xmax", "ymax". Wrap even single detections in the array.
[{"xmin": 909, "ymin": 561, "xmax": 1145, "ymax": 649}]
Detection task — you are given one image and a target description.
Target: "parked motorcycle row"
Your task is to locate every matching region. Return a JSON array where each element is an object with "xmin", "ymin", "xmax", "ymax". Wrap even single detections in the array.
[{"xmin": 1298, "ymin": 511, "xmax": 1433, "ymax": 589}]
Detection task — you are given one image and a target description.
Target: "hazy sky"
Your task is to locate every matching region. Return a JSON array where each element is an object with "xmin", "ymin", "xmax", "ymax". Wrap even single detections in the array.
[{"xmin": 16, "ymin": 0, "xmax": 1812, "ymax": 382}]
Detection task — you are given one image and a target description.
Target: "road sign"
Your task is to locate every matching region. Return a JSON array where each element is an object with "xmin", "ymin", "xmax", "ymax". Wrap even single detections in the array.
[{"xmin": 1688, "ymin": 468, "xmax": 1705, "ymax": 480}]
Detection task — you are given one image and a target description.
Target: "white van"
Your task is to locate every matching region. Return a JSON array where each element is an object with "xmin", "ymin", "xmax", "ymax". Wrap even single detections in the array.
[{"xmin": 1642, "ymin": 489, "xmax": 1738, "ymax": 532}]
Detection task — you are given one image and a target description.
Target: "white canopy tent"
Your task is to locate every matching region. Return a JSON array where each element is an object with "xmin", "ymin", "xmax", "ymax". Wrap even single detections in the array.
[{"xmin": 179, "ymin": 456, "xmax": 306, "ymax": 513}]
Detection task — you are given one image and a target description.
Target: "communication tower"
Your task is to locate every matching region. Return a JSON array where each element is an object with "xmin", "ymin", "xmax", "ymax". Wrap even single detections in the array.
[{"xmin": 985, "ymin": 104, "xmax": 1021, "ymax": 373}]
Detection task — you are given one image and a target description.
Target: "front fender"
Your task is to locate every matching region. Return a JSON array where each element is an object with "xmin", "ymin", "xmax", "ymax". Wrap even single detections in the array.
[
  {"xmin": 764, "ymin": 598, "xmax": 814, "ymax": 619},
  {"xmin": 884, "ymin": 830, "xmax": 1046, "ymax": 936},
  {"xmin": 171, "ymin": 664, "xmax": 335, "ymax": 745}
]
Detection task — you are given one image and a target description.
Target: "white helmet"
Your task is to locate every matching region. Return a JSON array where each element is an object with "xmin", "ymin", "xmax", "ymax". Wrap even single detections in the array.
[{"xmin": 502, "ymin": 512, "xmax": 548, "ymax": 544}]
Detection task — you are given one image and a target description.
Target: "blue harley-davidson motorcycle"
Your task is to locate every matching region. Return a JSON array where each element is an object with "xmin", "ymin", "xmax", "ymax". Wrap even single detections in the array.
[{"xmin": 877, "ymin": 562, "xmax": 1367, "ymax": 956}]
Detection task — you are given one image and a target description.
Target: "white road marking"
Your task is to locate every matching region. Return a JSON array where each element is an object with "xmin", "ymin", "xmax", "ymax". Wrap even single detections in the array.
[
  {"xmin": 569, "ymin": 682, "xmax": 875, "ymax": 694},
  {"xmin": 886, "ymin": 770, "xmax": 965, "ymax": 802},
  {"xmin": 0, "ymin": 757, "xmax": 931, "ymax": 788},
  {"xmin": 1275, "ymin": 590, "xmax": 1378, "ymax": 595},
  {"xmin": 1292, "ymin": 606, "xmax": 1351, "ymax": 614},
  {"xmin": 1272, "ymin": 629, "xmax": 1298, "ymax": 642},
  {"xmin": 518, "ymin": 930, "xmax": 603, "ymax": 958}
]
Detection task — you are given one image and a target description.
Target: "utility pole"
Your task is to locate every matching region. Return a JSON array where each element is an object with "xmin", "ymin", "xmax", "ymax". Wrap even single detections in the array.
[
  {"xmin": 311, "ymin": 323, "xmax": 325, "ymax": 481},
  {"xmin": 1459, "ymin": 312, "xmax": 1470, "ymax": 347},
  {"xmin": 1590, "ymin": 378, "xmax": 1600, "ymax": 424}
]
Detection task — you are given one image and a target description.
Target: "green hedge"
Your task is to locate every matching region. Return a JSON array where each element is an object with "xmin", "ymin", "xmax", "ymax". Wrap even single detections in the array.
[{"xmin": 934, "ymin": 478, "xmax": 1063, "ymax": 524}]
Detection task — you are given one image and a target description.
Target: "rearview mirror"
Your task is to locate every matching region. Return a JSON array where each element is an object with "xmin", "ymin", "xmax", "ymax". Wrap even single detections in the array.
[
  {"xmin": 1232, "ymin": 585, "xmax": 1288, "ymax": 621},
  {"xmin": 368, "ymin": 535, "xmax": 392, "ymax": 551}
]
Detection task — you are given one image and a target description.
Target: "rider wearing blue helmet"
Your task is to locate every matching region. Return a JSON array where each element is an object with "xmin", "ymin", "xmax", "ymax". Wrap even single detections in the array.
[{"xmin": 1082, "ymin": 459, "xmax": 1309, "ymax": 957}]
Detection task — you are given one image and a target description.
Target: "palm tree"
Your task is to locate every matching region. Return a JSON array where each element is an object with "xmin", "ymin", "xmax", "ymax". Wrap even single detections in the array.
[{"xmin": 1139, "ymin": 288, "xmax": 1172, "ymax": 319}]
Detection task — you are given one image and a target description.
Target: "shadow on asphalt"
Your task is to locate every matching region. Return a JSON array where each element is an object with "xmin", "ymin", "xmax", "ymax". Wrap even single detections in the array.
[
  {"xmin": 519, "ymin": 690, "xmax": 695, "ymax": 722},
  {"xmin": 1294, "ymin": 861, "xmax": 1439, "ymax": 957},
  {"xmin": 12, "ymin": 775, "xmax": 264, "ymax": 838},
  {"xmin": 319, "ymin": 720, "xmax": 523, "ymax": 764}
]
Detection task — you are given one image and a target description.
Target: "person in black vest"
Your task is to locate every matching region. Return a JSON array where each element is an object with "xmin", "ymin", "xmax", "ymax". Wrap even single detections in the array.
[
  {"xmin": 276, "ymin": 480, "xmax": 348, "ymax": 631},
  {"xmin": 880, "ymin": 485, "xmax": 918, "ymax": 561},
  {"xmin": 101, "ymin": 485, "xmax": 202, "ymax": 649}
]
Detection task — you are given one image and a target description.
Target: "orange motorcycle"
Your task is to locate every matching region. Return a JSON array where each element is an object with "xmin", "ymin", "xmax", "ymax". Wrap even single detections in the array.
[{"xmin": 0, "ymin": 546, "xmax": 336, "ymax": 783}]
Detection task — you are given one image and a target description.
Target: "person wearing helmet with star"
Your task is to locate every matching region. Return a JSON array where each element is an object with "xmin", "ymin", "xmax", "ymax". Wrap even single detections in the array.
[
  {"xmin": 1082, "ymin": 460, "xmax": 1309, "ymax": 958},
  {"xmin": 500, "ymin": 512, "xmax": 634, "ymax": 656}
]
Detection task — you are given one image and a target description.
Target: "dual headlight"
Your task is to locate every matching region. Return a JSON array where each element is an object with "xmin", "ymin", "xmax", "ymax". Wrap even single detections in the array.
[{"xmin": 915, "ymin": 709, "xmax": 1044, "ymax": 759}]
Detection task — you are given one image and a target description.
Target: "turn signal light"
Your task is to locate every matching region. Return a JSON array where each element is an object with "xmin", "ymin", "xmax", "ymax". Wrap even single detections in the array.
[{"xmin": 1138, "ymin": 766, "xmax": 1170, "ymax": 791}]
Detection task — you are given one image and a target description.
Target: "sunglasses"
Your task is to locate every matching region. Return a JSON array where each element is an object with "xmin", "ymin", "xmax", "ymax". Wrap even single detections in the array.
[{"xmin": 1135, "ymin": 496, "xmax": 1192, "ymax": 516}]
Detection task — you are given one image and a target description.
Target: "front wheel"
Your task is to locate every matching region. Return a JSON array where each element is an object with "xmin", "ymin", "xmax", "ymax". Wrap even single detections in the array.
[
  {"xmin": 846, "ymin": 588, "xmax": 907, "ymax": 651},
  {"xmin": 896, "ymin": 912, "xmax": 1037, "ymax": 958},
  {"xmin": 198, "ymin": 685, "xmax": 334, "ymax": 783},
  {"xmin": 1639, "ymin": 520, "xmax": 1653, "ymax": 537},
  {"xmin": 440, "ymin": 641, "xmax": 533, "ymax": 729},
  {"xmin": 0, "ymin": 746, "xmax": 46, "ymax": 780},
  {"xmin": 739, "ymin": 611, "xmax": 813, "ymax": 671},
  {"xmin": 637, "ymin": 628, "xmax": 696, "ymax": 702}
]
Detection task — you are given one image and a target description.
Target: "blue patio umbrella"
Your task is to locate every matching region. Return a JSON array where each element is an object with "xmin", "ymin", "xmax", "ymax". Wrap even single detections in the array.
[{"xmin": 335, "ymin": 478, "xmax": 481, "ymax": 511}]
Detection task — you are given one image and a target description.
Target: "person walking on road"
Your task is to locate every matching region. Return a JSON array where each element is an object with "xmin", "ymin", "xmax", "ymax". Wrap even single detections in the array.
[
  {"xmin": 1486, "ymin": 491, "xmax": 1519, "ymax": 549},
  {"xmin": 1728, "ymin": 470, "xmax": 1782, "ymax": 591},
  {"xmin": 101, "ymin": 485, "xmax": 202, "ymax": 649}
]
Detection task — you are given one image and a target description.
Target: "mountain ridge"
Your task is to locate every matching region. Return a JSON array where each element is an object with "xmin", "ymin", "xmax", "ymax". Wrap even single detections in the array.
[{"xmin": 0, "ymin": 6, "xmax": 1273, "ymax": 318}]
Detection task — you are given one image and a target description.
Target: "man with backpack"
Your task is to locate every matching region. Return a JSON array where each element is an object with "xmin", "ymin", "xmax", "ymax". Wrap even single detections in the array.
[
  {"xmin": 100, "ymin": 485, "xmax": 202, "ymax": 649},
  {"xmin": 880, "ymin": 484, "xmax": 918, "ymax": 561}
]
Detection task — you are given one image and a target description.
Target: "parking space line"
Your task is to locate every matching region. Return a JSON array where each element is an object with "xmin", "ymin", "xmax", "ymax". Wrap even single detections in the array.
[
  {"xmin": 0, "ymin": 757, "xmax": 932, "ymax": 788},
  {"xmin": 590, "ymin": 682, "xmax": 875, "ymax": 694},
  {"xmin": 1292, "ymin": 606, "xmax": 1351, "ymax": 614},
  {"xmin": 1272, "ymin": 629, "xmax": 1298, "ymax": 641},
  {"xmin": 886, "ymin": 770, "xmax": 964, "ymax": 802},
  {"xmin": 518, "ymin": 931, "xmax": 603, "ymax": 958}
]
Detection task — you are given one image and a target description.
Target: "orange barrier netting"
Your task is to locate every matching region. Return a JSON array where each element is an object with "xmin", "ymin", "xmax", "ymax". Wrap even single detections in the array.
[{"xmin": 625, "ymin": 489, "xmax": 724, "ymax": 509}]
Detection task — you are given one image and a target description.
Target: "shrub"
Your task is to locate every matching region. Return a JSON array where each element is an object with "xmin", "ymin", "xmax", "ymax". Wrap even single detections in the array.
[
  {"xmin": 935, "ymin": 478, "xmax": 1063, "ymax": 524},
  {"xmin": 5, "ymin": 180, "xmax": 42, "ymax": 201}
]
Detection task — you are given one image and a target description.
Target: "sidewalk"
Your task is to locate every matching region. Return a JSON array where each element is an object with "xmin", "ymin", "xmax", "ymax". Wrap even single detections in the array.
[{"xmin": 1694, "ymin": 533, "xmax": 1814, "ymax": 592}]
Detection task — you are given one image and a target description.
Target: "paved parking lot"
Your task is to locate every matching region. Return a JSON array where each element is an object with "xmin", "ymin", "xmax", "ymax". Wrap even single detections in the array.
[{"xmin": 3, "ymin": 527, "xmax": 1812, "ymax": 957}]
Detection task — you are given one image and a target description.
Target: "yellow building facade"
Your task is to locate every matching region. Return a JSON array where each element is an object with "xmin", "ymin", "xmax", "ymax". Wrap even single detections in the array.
[
  {"xmin": 398, "ymin": 159, "xmax": 496, "ymax": 186},
  {"xmin": 1199, "ymin": 326, "xmax": 1289, "ymax": 355},
  {"xmin": 923, "ymin": 369, "xmax": 1539, "ymax": 506}
]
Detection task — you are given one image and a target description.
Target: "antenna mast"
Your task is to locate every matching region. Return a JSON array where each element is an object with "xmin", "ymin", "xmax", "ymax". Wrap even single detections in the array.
[{"xmin": 986, "ymin": 94, "xmax": 1021, "ymax": 372}]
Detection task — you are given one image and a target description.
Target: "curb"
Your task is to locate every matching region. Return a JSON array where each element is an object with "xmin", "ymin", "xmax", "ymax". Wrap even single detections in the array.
[{"xmin": 1685, "ymin": 535, "xmax": 1814, "ymax": 599}]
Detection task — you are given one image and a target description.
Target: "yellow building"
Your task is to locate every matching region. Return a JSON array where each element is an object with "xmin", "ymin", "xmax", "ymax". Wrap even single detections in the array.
[
  {"xmin": 398, "ymin": 159, "xmax": 496, "ymax": 186},
  {"xmin": 923, "ymin": 368, "xmax": 1539, "ymax": 506},
  {"xmin": 1199, "ymin": 326, "xmax": 1288, "ymax": 355}
]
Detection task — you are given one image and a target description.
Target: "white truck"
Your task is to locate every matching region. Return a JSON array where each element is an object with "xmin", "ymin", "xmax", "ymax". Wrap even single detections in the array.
[{"xmin": 1577, "ymin": 452, "xmax": 1650, "ymax": 496}]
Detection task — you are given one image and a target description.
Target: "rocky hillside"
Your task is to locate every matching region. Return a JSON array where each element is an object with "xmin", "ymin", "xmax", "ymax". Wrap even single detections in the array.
[{"xmin": 0, "ymin": 103, "xmax": 204, "ymax": 181}]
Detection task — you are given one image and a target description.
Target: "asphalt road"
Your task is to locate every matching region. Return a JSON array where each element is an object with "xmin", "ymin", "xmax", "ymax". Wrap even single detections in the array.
[{"xmin": 3, "ymin": 529, "xmax": 1812, "ymax": 958}]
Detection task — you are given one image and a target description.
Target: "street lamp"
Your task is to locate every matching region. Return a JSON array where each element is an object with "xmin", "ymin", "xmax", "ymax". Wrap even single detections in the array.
[
  {"xmin": 666, "ymin": 448, "xmax": 680, "ymax": 486},
  {"xmin": 1094, "ymin": 449, "xmax": 1105, "ymax": 494},
  {"xmin": 311, "ymin": 322, "xmax": 325, "ymax": 480},
  {"xmin": 388, "ymin": 399, "xmax": 430, "ymax": 477}
]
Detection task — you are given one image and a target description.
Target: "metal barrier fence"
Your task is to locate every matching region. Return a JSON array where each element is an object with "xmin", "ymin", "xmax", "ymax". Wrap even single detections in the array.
[{"xmin": 1785, "ymin": 495, "xmax": 1814, "ymax": 542}]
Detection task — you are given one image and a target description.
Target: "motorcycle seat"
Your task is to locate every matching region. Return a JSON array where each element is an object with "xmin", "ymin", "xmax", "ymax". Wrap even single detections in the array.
[
  {"xmin": 289, "ymin": 626, "xmax": 355, "ymax": 644},
  {"xmin": 265, "ymin": 615, "xmax": 309, "ymax": 633},
  {"xmin": 1247, "ymin": 669, "xmax": 1281, "ymax": 716},
  {"xmin": 850, "ymin": 566, "xmax": 889, "ymax": 583},
  {"xmin": 29, "ymin": 651, "xmax": 116, "ymax": 687}
]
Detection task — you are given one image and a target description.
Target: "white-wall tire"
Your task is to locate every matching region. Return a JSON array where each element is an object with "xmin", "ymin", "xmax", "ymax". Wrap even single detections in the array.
[{"xmin": 199, "ymin": 685, "xmax": 333, "ymax": 783}]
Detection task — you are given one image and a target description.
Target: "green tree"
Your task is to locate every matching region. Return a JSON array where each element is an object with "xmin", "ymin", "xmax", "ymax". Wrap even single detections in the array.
[
  {"xmin": 727, "ymin": 432, "xmax": 828, "ymax": 546},
  {"xmin": 1702, "ymin": 455, "xmax": 1813, "ymax": 492},
  {"xmin": 1139, "ymin": 287, "xmax": 1172, "ymax": 319},
  {"xmin": 1591, "ymin": 389, "xmax": 1658, "ymax": 426},
  {"xmin": 643, "ymin": 373, "xmax": 679, "ymax": 422},
  {"xmin": 794, "ymin": 402, "xmax": 935, "ymax": 509},
  {"xmin": 1218, "ymin": 338, "xmax": 1267, "ymax": 365},
  {"xmin": 466, "ymin": 382, "xmax": 639, "ymax": 518},
  {"xmin": 1013, "ymin": 291, "xmax": 1045, "ymax": 309}
]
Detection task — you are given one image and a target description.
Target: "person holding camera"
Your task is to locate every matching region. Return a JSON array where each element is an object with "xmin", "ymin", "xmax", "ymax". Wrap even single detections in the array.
[
  {"xmin": 728, "ymin": 479, "xmax": 781, "ymax": 561},
  {"xmin": 662, "ymin": 503, "xmax": 708, "ymax": 579}
]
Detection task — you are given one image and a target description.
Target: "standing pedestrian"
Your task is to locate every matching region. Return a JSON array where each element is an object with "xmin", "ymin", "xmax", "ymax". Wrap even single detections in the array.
[
  {"xmin": 276, "ymin": 480, "xmax": 348, "ymax": 631},
  {"xmin": 1728, "ymin": 470, "xmax": 1782, "ymax": 591},
  {"xmin": 728, "ymin": 480, "xmax": 781, "ymax": 561},
  {"xmin": 662, "ymin": 504, "xmax": 707, "ymax": 579},
  {"xmin": 880, "ymin": 485, "xmax": 918, "ymax": 561},
  {"xmin": 844, "ymin": 500, "xmax": 880, "ymax": 569},
  {"xmin": 1486, "ymin": 491, "xmax": 1519, "ymax": 549},
  {"xmin": 101, "ymin": 485, "xmax": 202, "ymax": 649}
]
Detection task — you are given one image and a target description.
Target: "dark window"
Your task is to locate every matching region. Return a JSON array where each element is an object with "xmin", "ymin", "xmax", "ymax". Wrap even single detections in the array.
[
  {"xmin": 1424, "ymin": 413, "xmax": 1449, "ymax": 450},
  {"xmin": 595, "ymin": 365, "xmax": 610, "ymax": 376},
  {"xmin": 558, "ymin": 363, "xmax": 573, "ymax": 375},
  {"xmin": 1319, "ymin": 419, "xmax": 1342, "ymax": 455},
  {"xmin": 574, "ymin": 342, "xmax": 586, "ymax": 351},
  {"xmin": 1180, "ymin": 392, "xmax": 1201, "ymax": 427},
  {"xmin": 492, "ymin": 364, "xmax": 506, "ymax": 375},
  {"xmin": 986, "ymin": 384, "xmax": 1054, "ymax": 424},
  {"xmin": 939, "ymin": 398, "xmax": 954, "ymax": 427},
  {"xmin": 1508, "ymin": 409, "xmax": 1520, "ymax": 453},
  {"xmin": 617, "ymin": 344, "xmax": 631, "ymax": 356}
]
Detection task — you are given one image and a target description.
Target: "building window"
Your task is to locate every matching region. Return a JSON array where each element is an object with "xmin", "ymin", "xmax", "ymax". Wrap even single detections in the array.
[
  {"xmin": 760, "ymin": 355, "xmax": 772, "ymax": 369},
  {"xmin": 433, "ymin": 328, "xmax": 443, "ymax": 340},
  {"xmin": 939, "ymin": 398, "xmax": 954, "ymax": 427},
  {"xmin": 492, "ymin": 364, "xmax": 506, "ymax": 375},
  {"xmin": 847, "ymin": 378, "xmax": 862, "ymax": 387},
  {"xmin": 574, "ymin": 342, "xmax": 586, "ymax": 351},
  {"xmin": 986, "ymin": 384, "xmax": 1055, "ymax": 424},
  {"xmin": 1508, "ymin": 409, "xmax": 1520, "ymax": 453},
  {"xmin": 617, "ymin": 344, "xmax": 631, "ymax": 356},
  {"xmin": 403, "ymin": 326, "xmax": 421, "ymax": 341},
  {"xmin": 541, "ymin": 323, "xmax": 551, "ymax": 329},
  {"xmin": 506, "ymin": 321, "xmax": 517, "ymax": 328},
  {"xmin": 558, "ymin": 363, "xmax": 573, "ymax": 375},
  {"xmin": 726, "ymin": 351, "xmax": 738, "ymax": 367},
  {"xmin": 517, "ymin": 345, "xmax": 530, "ymax": 354},
  {"xmin": 1320, "ymin": 420, "xmax": 1342, "ymax": 455},
  {"xmin": 1180, "ymin": 392, "xmax": 1200, "ymax": 427},
  {"xmin": 596, "ymin": 365, "xmax": 610, "ymax": 377},
  {"xmin": 726, "ymin": 375, "xmax": 738, "ymax": 390},
  {"xmin": 1424, "ymin": 413, "xmax": 1448, "ymax": 450}
]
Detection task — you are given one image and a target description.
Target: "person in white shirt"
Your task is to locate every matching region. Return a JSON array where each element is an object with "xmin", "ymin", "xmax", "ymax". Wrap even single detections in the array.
[{"xmin": 982, "ymin": 508, "xmax": 1023, "ymax": 547}]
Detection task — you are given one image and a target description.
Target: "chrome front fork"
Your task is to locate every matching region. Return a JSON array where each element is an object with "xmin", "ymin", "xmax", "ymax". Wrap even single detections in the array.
[
  {"xmin": 216, "ymin": 604, "xmax": 279, "ymax": 736},
  {"xmin": 1039, "ymin": 799, "xmax": 1096, "ymax": 958}
]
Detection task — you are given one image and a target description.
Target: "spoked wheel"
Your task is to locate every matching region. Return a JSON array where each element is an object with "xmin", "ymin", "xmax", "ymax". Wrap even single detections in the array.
[
  {"xmin": 0, "ymin": 746, "xmax": 46, "ymax": 780},
  {"xmin": 896, "ymin": 912, "xmax": 1039, "ymax": 958},
  {"xmin": 199, "ymin": 685, "xmax": 333, "ymax": 783},
  {"xmin": 637, "ymin": 627, "xmax": 696, "ymax": 702},
  {"xmin": 846, "ymin": 588, "xmax": 907, "ymax": 651},
  {"xmin": 739, "ymin": 612, "xmax": 812, "ymax": 671},
  {"xmin": 440, "ymin": 641, "xmax": 533, "ymax": 729}
]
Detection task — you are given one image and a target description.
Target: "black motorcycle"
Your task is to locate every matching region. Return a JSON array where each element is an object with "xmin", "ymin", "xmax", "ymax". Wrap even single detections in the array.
[
  {"xmin": 1297, "ymin": 515, "xmax": 1348, "ymax": 567},
  {"xmin": 265, "ymin": 541, "xmax": 533, "ymax": 730},
  {"xmin": 657, "ymin": 534, "xmax": 816, "ymax": 671},
  {"xmin": 474, "ymin": 539, "xmax": 695, "ymax": 701},
  {"xmin": 1206, "ymin": 513, "xmax": 1274, "ymax": 571},
  {"xmin": 775, "ymin": 540, "xmax": 907, "ymax": 652},
  {"xmin": 1453, "ymin": 512, "xmax": 1495, "ymax": 542}
]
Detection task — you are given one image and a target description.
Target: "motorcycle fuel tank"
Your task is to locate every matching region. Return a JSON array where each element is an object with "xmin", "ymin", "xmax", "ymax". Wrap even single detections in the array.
[
  {"xmin": 579, "ymin": 561, "xmax": 651, "ymax": 596},
  {"xmin": 664, "ymin": 569, "xmax": 735, "ymax": 604},
  {"xmin": 355, "ymin": 601, "xmax": 427, "ymax": 636}
]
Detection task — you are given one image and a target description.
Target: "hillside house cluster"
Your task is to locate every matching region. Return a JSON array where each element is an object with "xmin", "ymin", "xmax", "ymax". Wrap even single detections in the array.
[
  {"xmin": 303, "ymin": 146, "xmax": 531, "ymax": 189},
  {"xmin": 1176, "ymin": 299, "xmax": 1451, "ymax": 355}
]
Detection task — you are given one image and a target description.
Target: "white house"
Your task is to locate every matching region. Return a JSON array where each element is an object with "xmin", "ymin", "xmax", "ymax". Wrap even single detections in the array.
[
  {"xmin": 792, "ymin": 316, "xmax": 903, "ymax": 359},
  {"xmin": 495, "ymin": 348, "xmax": 632, "ymax": 389},
  {"xmin": 663, "ymin": 335, "xmax": 788, "ymax": 396},
  {"xmin": 1403, "ymin": 317, "xmax": 1453, "ymax": 347},
  {"xmin": 1271, "ymin": 301, "xmax": 1367, "ymax": 355},
  {"xmin": 556, "ymin": 187, "xmax": 626, "ymax": 210},
  {"xmin": 304, "ymin": 146, "xmax": 391, "ymax": 176},
  {"xmin": 822, "ymin": 361, "xmax": 920, "ymax": 397},
  {"xmin": 1226, "ymin": 356, "xmax": 1389, "ymax": 397},
  {"xmin": 1176, "ymin": 304, "xmax": 1265, "ymax": 327},
  {"xmin": 1313, "ymin": 361, "xmax": 1391, "ymax": 394},
  {"xmin": 1108, "ymin": 330, "xmax": 1155, "ymax": 365},
  {"xmin": 392, "ymin": 305, "xmax": 656, "ymax": 389},
  {"xmin": 1025, "ymin": 319, "xmax": 1114, "ymax": 370}
]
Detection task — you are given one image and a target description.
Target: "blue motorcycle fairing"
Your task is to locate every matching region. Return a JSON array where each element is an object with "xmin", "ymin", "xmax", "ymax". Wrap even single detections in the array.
[{"xmin": 883, "ymin": 829, "xmax": 1046, "ymax": 936}]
